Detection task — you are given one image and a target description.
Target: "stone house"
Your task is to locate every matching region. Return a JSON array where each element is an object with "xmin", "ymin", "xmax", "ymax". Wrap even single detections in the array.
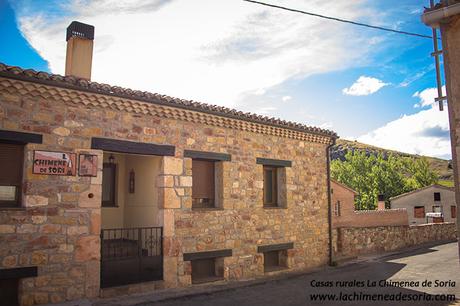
[
  {"xmin": 0, "ymin": 22, "xmax": 337, "ymax": 305},
  {"xmin": 331, "ymin": 180, "xmax": 408, "ymax": 229},
  {"xmin": 390, "ymin": 184, "xmax": 456, "ymax": 225}
]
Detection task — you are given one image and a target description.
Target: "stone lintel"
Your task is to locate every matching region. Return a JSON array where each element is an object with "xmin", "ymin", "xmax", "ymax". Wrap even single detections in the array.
[
  {"xmin": 257, "ymin": 242, "xmax": 294, "ymax": 253},
  {"xmin": 184, "ymin": 150, "xmax": 231, "ymax": 161},
  {"xmin": 183, "ymin": 249, "xmax": 232, "ymax": 261},
  {"xmin": 91, "ymin": 137, "xmax": 175, "ymax": 156},
  {"xmin": 0, "ymin": 266, "xmax": 38, "ymax": 279},
  {"xmin": 256, "ymin": 158, "xmax": 292, "ymax": 167}
]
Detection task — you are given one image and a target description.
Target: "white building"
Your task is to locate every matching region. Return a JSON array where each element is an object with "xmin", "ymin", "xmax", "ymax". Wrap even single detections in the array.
[{"xmin": 390, "ymin": 185, "xmax": 456, "ymax": 225}]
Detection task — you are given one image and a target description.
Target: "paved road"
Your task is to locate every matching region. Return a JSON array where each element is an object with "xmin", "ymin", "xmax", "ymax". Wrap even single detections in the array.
[{"xmin": 141, "ymin": 242, "xmax": 459, "ymax": 306}]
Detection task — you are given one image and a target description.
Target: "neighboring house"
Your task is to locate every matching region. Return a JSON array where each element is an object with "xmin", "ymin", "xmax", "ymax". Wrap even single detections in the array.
[
  {"xmin": 390, "ymin": 184, "xmax": 456, "ymax": 225},
  {"xmin": 330, "ymin": 180, "xmax": 358, "ymax": 228},
  {"xmin": 0, "ymin": 22, "xmax": 337, "ymax": 305},
  {"xmin": 331, "ymin": 180, "xmax": 408, "ymax": 229}
]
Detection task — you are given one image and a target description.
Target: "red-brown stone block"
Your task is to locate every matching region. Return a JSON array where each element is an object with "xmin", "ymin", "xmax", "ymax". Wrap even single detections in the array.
[{"xmin": 75, "ymin": 236, "xmax": 100, "ymax": 262}]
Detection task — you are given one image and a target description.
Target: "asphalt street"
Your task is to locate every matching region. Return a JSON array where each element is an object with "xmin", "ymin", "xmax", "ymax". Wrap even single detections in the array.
[{"xmin": 139, "ymin": 242, "xmax": 459, "ymax": 306}]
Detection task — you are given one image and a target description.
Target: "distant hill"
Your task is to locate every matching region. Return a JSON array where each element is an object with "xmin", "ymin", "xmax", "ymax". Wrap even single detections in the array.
[{"xmin": 331, "ymin": 139, "xmax": 453, "ymax": 185}]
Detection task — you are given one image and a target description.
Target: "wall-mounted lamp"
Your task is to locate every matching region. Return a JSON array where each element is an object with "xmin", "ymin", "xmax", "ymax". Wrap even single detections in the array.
[
  {"xmin": 129, "ymin": 169, "xmax": 135, "ymax": 193},
  {"xmin": 108, "ymin": 154, "xmax": 115, "ymax": 164}
]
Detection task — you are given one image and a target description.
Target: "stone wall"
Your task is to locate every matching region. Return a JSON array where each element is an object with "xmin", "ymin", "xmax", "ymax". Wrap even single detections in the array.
[
  {"xmin": 440, "ymin": 11, "xmax": 460, "ymax": 260},
  {"xmin": 334, "ymin": 223, "xmax": 457, "ymax": 258},
  {"xmin": 0, "ymin": 77, "xmax": 332, "ymax": 304},
  {"xmin": 0, "ymin": 148, "xmax": 102, "ymax": 305},
  {"xmin": 334, "ymin": 209, "xmax": 409, "ymax": 228}
]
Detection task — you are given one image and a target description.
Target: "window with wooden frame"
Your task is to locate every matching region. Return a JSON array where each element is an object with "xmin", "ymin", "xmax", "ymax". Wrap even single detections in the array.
[
  {"xmin": 102, "ymin": 163, "xmax": 117, "ymax": 207},
  {"xmin": 263, "ymin": 166, "xmax": 278, "ymax": 207},
  {"xmin": 432, "ymin": 205, "xmax": 442, "ymax": 213},
  {"xmin": 414, "ymin": 206, "xmax": 425, "ymax": 218},
  {"xmin": 0, "ymin": 142, "xmax": 24, "ymax": 207},
  {"xmin": 451, "ymin": 206, "xmax": 457, "ymax": 218},
  {"xmin": 263, "ymin": 250, "xmax": 288, "ymax": 272},
  {"xmin": 192, "ymin": 159, "xmax": 215, "ymax": 208},
  {"xmin": 334, "ymin": 201, "xmax": 341, "ymax": 216},
  {"xmin": 191, "ymin": 257, "xmax": 224, "ymax": 284},
  {"xmin": 257, "ymin": 243, "xmax": 292, "ymax": 273},
  {"xmin": 257, "ymin": 158, "xmax": 290, "ymax": 208}
]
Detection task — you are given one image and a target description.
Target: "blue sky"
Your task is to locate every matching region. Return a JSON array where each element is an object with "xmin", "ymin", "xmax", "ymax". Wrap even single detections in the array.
[{"xmin": 0, "ymin": 0, "xmax": 451, "ymax": 159}]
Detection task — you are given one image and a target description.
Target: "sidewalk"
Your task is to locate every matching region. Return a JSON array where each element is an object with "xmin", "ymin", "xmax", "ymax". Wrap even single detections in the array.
[{"xmin": 48, "ymin": 240, "xmax": 458, "ymax": 306}]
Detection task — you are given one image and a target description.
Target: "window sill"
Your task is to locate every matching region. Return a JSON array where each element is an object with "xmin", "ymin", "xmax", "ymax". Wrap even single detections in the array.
[
  {"xmin": 264, "ymin": 265, "xmax": 288, "ymax": 273},
  {"xmin": 263, "ymin": 206, "xmax": 287, "ymax": 209}
]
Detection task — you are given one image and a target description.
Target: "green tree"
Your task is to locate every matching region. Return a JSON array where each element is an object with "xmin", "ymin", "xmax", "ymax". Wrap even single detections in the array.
[
  {"xmin": 406, "ymin": 157, "xmax": 438, "ymax": 188},
  {"xmin": 331, "ymin": 151, "xmax": 439, "ymax": 210}
]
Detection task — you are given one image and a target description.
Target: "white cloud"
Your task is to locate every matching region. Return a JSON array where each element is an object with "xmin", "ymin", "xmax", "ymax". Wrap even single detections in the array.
[
  {"xmin": 358, "ymin": 87, "xmax": 451, "ymax": 159},
  {"xmin": 257, "ymin": 106, "xmax": 277, "ymax": 114},
  {"xmin": 399, "ymin": 65, "xmax": 434, "ymax": 88},
  {"xmin": 413, "ymin": 86, "xmax": 446, "ymax": 108},
  {"xmin": 342, "ymin": 76, "xmax": 388, "ymax": 96},
  {"xmin": 282, "ymin": 95, "xmax": 292, "ymax": 102},
  {"xmin": 319, "ymin": 122, "xmax": 333, "ymax": 129},
  {"xmin": 12, "ymin": 0, "xmax": 378, "ymax": 107},
  {"xmin": 254, "ymin": 88, "xmax": 266, "ymax": 96}
]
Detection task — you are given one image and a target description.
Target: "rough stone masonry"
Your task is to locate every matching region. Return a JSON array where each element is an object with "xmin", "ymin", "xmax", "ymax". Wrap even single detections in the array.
[{"xmin": 0, "ymin": 63, "xmax": 336, "ymax": 305}]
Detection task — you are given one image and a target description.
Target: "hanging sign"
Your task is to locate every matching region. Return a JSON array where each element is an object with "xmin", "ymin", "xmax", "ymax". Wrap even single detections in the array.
[{"xmin": 33, "ymin": 150, "xmax": 76, "ymax": 176}]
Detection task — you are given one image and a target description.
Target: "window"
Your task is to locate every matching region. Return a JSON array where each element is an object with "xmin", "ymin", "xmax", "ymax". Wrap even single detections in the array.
[
  {"xmin": 334, "ymin": 201, "xmax": 341, "ymax": 216},
  {"xmin": 432, "ymin": 205, "xmax": 442, "ymax": 213},
  {"xmin": 451, "ymin": 206, "xmax": 457, "ymax": 218},
  {"xmin": 257, "ymin": 243, "xmax": 292, "ymax": 273},
  {"xmin": 192, "ymin": 159, "xmax": 216, "ymax": 208},
  {"xmin": 257, "ymin": 158, "xmax": 290, "ymax": 208},
  {"xmin": 0, "ymin": 278, "xmax": 19, "ymax": 306},
  {"xmin": 191, "ymin": 257, "xmax": 224, "ymax": 284},
  {"xmin": 414, "ymin": 206, "xmax": 425, "ymax": 218},
  {"xmin": 263, "ymin": 250, "xmax": 288, "ymax": 272},
  {"xmin": 0, "ymin": 142, "xmax": 24, "ymax": 207},
  {"xmin": 102, "ymin": 163, "xmax": 116, "ymax": 207},
  {"xmin": 184, "ymin": 249, "xmax": 231, "ymax": 284},
  {"xmin": 263, "ymin": 166, "xmax": 278, "ymax": 207},
  {"xmin": 434, "ymin": 192, "xmax": 441, "ymax": 201}
]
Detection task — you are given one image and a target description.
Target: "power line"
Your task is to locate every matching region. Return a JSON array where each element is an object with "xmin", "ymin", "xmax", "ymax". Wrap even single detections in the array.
[{"xmin": 243, "ymin": 0, "xmax": 435, "ymax": 40}]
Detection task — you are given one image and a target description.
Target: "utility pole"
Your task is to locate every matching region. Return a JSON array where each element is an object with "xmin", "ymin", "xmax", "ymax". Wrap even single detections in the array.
[{"xmin": 422, "ymin": 0, "xmax": 460, "ymax": 261}]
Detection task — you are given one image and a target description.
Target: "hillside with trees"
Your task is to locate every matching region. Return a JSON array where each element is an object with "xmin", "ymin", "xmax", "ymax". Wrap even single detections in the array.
[{"xmin": 330, "ymin": 140, "xmax": 452, "ymax": 210}]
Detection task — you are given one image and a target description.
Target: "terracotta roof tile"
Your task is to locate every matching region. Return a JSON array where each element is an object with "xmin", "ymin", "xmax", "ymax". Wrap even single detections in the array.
[{"xmin": 0, "ymin": 62, "xmax": 337, "ymax": 139}]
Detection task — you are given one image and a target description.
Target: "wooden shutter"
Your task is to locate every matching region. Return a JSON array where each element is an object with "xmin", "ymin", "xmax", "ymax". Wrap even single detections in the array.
[
  {"xmin": 451, "ymin": 206, "xmax": 456, "ymax": 218},
  {"xmin": 263, "ymin": 166, "xmax": 278, "ymax": 207},
  {"xmin": 0, "ymin": 143, "xmax": 23, "ymax": 186},
  {"xmin": 192, "ymin": 160, "xmax": 215, "ymax": 207},
  {"xmin": 414, "ymin": 206, "xmax": 425, "ymax": 218}
]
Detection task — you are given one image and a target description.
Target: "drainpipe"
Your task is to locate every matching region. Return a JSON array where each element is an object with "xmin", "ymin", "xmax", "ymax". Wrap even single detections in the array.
[{"xmin": 326, "ymin": 138, "xmax": 336, "ymax": 266}]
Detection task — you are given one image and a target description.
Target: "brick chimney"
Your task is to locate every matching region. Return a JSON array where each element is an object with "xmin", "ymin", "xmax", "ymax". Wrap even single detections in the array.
[
  {"xmin": 65, "ymin": 21, "xmax": 95, "ymax": 80},
  {"xmin": 377, "ymin": 194, "xmax": 385, "ymax": 210}
]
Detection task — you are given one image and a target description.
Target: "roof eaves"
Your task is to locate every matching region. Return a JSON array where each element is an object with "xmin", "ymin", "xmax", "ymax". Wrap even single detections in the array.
[
  {"xmin": 389, "ymin": 184, "xmax": 454, "ymax": 201},
  {"xmin": 0, "ymin": 63, "xmax": 338, "ymax": 140},
  {"xmin": 331, "ymin": 179, "xmax": 358, "ymax": 194}
]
